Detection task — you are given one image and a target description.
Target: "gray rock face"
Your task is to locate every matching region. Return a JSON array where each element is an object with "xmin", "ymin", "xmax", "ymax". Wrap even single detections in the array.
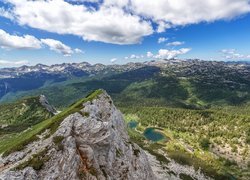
[
  {"xmin": 0, "ymin": 91, "xmax": 155, "ymax": 180},
  {"xmin": 39, "ymin": 95, "xmax": 57, "ymax": 114}
]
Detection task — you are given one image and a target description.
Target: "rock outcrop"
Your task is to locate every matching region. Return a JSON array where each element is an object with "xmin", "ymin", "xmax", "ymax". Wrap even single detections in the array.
[
  {"xmin": 0, "ymin": 91, "xmax": 155, "ymax": 180},
  {"xmin": 39, "ymin": 95, "xmax": 57, "ymax": 114}
]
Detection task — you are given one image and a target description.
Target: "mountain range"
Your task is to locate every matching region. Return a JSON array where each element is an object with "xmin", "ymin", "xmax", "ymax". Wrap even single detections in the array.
[
  {"xmin": 0, "ymin": 60, "xmax": 249, "ymax": 179},
  {"xmin": 1, "ymin": 59, "xmax": 249, "ymax": 108}
]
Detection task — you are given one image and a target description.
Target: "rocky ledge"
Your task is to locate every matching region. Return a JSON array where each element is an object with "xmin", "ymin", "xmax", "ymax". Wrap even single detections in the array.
[{"xmin": 0, "ymin": 91, "xmax": 155, "ymax": 180}]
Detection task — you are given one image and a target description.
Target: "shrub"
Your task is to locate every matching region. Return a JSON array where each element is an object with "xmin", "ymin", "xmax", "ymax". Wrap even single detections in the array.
[
  {"xmin": 53, "ymin": 136, "xmax": 64, "ymax": 151},
  {"xmin": 15, "ymin": 148, "xmax": 50, "ymax": 171},
  {"xmin": 224, "ymin": 159, "xmax": 237, "ymax": 166},
  {"xmin": 199, "ymin": 137, "xmax": 211, "ymax": 150}
]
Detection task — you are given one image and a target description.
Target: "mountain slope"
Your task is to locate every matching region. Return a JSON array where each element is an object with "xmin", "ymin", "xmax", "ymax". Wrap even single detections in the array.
[
  {"xmin": 0, "ymin": 95, "xmax": 56, "ymax": 135},
  {"xmin": 0, "ymin": 90, "xmax": 155, "ymax": 180}
]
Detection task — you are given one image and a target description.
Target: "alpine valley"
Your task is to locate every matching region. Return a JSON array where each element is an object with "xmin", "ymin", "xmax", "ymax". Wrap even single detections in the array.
[{"xmin": 0, "ymin": 59, "xmax": 249, "ymax": 180}]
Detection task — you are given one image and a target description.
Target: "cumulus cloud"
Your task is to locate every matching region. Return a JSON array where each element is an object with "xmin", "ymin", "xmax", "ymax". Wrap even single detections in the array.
[
  {"xmin": 0, "ymin": 29, "xmax": 81, "ymax": 56},
  {"xmin": 123, "ymin": 48, "xmax": 190, "ymax": 60},
  {"xmin": 154, "ymin": 48, "xmax": 191, "ymax": 59},
  {"xmin": 0, "ymin": 60, "xmax": 29, "ymax": 66},
  {"xmin": 110, "ymin": 58, "xmax": 117, "ymax": 63},
  {"xmin": 167, "ymin": 41, "xmax": 185, "ymax": 46},
  {"xmin": 131, "ymin": 0, "xmax": 250, "ymax": 26},
  {"xmin": 158, "ymin": 37, "xmax": 168, "ymax": 44},
  {"xmin": 156, "ymin": 21, "xmax": 171, "ymax": 33},
  {"xmin": 3, "ymin": 0, "xmax": 250, "ymax": 45},
  {"xmin": 221, "ymin": 49, "xmax": 250, "ymax": 60},
  {"xmin": 130, "ymin": 54, "xmax": 141, "ymax": 59},
  {"xmin": 74, "ymin": 48, "xmax": 84, "ymax": 53},
  {"xmin": 147, "ymin": 51, "xmax": 154, "ymax": 58},
  {"xmin": 130, "ymin": 54, "xmax": 139, "ymax": 59},
  {"xmin": 0, "ymin": 29, "xmax": 41, "ymax": 50},
  {"xmin": 41, "ymin": 39, "xmax": 74, "ymax": 56},
  {"xmin": 3, "ymin": 0, "xmax": 152, "ymax": 45},
  {"xmin": 221, "ymin": 49, "xmax": 236, "ymax": 54}
]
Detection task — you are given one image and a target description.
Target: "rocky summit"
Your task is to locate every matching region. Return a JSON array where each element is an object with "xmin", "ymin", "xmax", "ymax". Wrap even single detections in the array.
[{"xmin": 0, "ymin": 91, "xmax": 155, "ymax": 180}]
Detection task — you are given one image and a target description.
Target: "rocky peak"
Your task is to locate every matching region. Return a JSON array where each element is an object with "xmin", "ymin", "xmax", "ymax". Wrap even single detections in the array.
[
  {"xmin": 0, "ymin": 91, "xmax": 155, "ymax": 179},
  {"xmin": 39, "ymin": 95, "xmax": 57, "ymax": 115}
]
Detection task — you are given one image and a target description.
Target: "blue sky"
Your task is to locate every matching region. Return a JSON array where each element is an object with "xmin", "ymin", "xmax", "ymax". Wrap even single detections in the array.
[{"xmin": 0, "ymin": 0, "xmax": 250, "ymax": 67}]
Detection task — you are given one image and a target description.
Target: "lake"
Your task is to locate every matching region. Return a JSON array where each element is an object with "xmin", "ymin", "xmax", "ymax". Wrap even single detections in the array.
[
  {"xmin": 128, "ymin": 121, "xmax": 138, "ymax": 129},
  {"xmin": 143, "ymin": 127, "xmax": 166, "ymax": 142}
]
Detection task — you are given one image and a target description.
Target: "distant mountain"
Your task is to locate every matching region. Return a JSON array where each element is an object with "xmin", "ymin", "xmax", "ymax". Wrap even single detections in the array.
[
  {"xmin": 0, "ymin": 62, "xmax": 146, "ymax": 79},
  {"xmin": 1, "ymin": 59, "xmax": 249, "ymax": 109},
  {"xmin": 0, "ymin": 62, "xmax": 146, "ymax": 100}
]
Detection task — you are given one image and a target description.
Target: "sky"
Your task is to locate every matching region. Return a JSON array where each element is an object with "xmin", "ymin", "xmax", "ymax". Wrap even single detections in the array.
[{"xmin": 0, "ymin": 0, "xmax": 250, "ymax": 67}]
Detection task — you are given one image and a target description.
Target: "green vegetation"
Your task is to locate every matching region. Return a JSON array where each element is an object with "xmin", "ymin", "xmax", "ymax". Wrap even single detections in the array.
[
  {"xmin": 0, "ymin": 89, "xmax": 103, "ymax": 157},
  {"xmin": 15, "ymin": 148, "xmax": 50, "ymax": 171},
  {"xmin": 200, "ymin": 138, "xmax": 211, "ymax": 150},
  {"xmin": 0, "ymin": 96, "xmax": 53, "ymax": 134},
  {"xmin": 123, "ymin": 106, "xmax": 250, "ymax": 179},
  {"xmin": 115, "ymin": 148, "xmax": 123, "ymax": 157},
  {"xmin": 179, "ymin": 174, "xmax": 194, "ymax": 180},
  {"xmin": 122, "ymin": 107, "xmax": 250, "ymax": 150},
  {"xmin": 53, "ymin": 136, "xmax": 64, "ymax": 151}
]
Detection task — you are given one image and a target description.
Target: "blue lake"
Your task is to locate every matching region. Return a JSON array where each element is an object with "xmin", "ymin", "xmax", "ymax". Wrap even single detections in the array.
[
  {"xmin": 143, "ymin": 127, "xmax": 166, "ymax": 142},
  {"xmin": 128, "ymin": 121, "xmax": 138, "ymax": 129}
]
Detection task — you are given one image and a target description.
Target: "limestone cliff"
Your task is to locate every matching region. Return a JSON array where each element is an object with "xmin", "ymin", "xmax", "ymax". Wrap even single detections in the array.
[{"xmin": 0, "ymin": 91, "xmax": 155, "ymax": 180}]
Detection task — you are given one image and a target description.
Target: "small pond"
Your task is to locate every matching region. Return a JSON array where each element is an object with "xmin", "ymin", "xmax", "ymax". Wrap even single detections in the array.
[
  {"xmin": 128, "ymin": 121, "xmax": 138, "ymax": 129},
  {"xmin": 143, "ymin": 127, "xmax": 166, "ymax": 142}
]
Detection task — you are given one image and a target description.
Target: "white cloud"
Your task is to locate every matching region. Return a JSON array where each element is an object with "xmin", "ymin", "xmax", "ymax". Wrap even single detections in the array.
[
  {"xmin": 41, "ymin": 39, "xmax": 74, "ymax": 56},
  {"xmin": 4, "ymin": 0, "xmax": 152, "ymax": 45},
  {"xmin": 0, "ymin": 7, "xmax": 14, "ymax": 20},
  {"xmin": 110, "ymin": 58, "xmax": 117, "ymax": 63},
  {"xmin": 125, "ymin": 54, "xmax": 145, "ymax": 59},
  {"xmin": 0, "ymin": 29, "xmax": 41, "ymax": 50},
  {"xmin": 154, "ymin": 48, "xmax": 191, "ymax": 59},
  {"xmin": 0, "ymin": 60, "xmax": 29, "ymax": 66},
  {"xmin": 74, "ymin": 48, "xmax": 84, "ymax": 53},
  {"xmin": 0, "ymin": 29, "xmax": 82, "ymax": 56},
  {"xmin": 130, "ymin": 54, "xmax": 141, "ymax": 59},
  {"xmin": 125, "ymin": 49, "xmax": 190, "ymax": 60},
  {"xmin": 69, "ymin": 0, "xmax": 99, "ymax": 3},
  {"xmin": 167, "ymin": 41, "xmax": 185, "ymax": 46},
  {"xmin": 158, "ymin": 37, "xmax": 168, "ymax": 44},
  {"xmin": 221, "ymin": 49, "xmax": 250, "ymax": 60},
  {"xmin": 131, "ymin": 0, "xmax": 250, "ymax": 26},
  {"xmin": 3, "ymin": 0, "xmax": 250, "ymax": 45},
  {"xmin": 221, "ymin": 49, "xmax": 236, "ymax": 54},
  {"xmin": 103, "ymin": 0, "xmax": 129, "ymax": 7},
  {"xmin": 157, "ymin": 21, "xmax": 171, "ymax": 33},
  {"xmin": 147, "ymin": 51, "xmax": 154, "ymax": 58}
]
